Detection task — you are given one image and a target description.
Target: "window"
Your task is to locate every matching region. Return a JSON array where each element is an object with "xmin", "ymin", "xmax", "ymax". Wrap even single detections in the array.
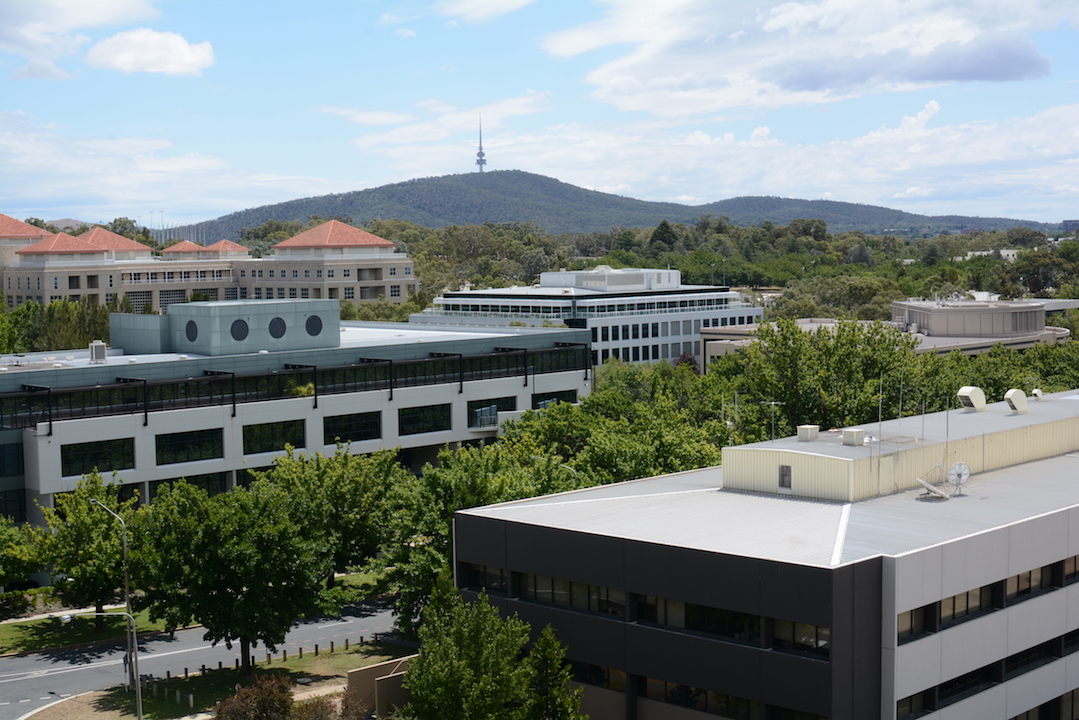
[
  {"xmin": 570, "ymin": 662, "xmax": 627, "ymax": 693},
  {"xmin": 940, "ymin": 584, "xmax": 993, "ymax": 627},
  {"xmin": 389, "ymin": 267, "xmax": 397, "ymax": 276},
  {"xmin": 632, "ymin": 324, "xmax": 640, "ymax": 339},
  {"xmin": 269, "ymin": 270, "xmax": 275, "ymax": 278},
  {"xmin": 61, "ymin": 438, "xmax": 135, "ymax": 477},
  {"xmin": 1007, "ymin": 565, "xmax": 1054, "ymax": 603},
  {"xmin": 254, "ymin": 288, "xmax": 263, "ymax": 299},
  {"xmin": 327, "ymin": 269, "xmax": 334, "ymax": 278},
  {"xmin": 301, "ymin": 288, "xmax": 309, "ymax": 299},
  {"xmin": 611, "ymin": 326, "xmax": 620, "ymax": 341},
  {"xmin": 257, "ymin": 270, "xmax": 263, "ymax": 278},
  {"xmin": 316, "ymin": 270, "xmax": 322, "ymax": 278},
  {"xmin": 399, "ymin": 404, "xmax": 451, "ymax": 435},
  {"xmin": 344, "ymin": 287, "xmax": 354, "ymax": 300},
  {"xmin": 404, "ymin": 266, "xmax": 412, "ymax": 275},
  {"xmin": 644, "ymin": 678, "xmax": 762, "ymax": 719},
  {"xmin": 277, "ymin": 288, "xmax": 285, "ymax": 299},
  {"xmin": 323, "ymin": 412, "xmax": 381, "ymax": 444},
  {"xmin": 293, "ymin": 270, "xmax": 299, "ymax": 278},
  {"xmin": 0, "ymin": 443, "xmax": 24, "ymax": 478},
  {"xmin": 779, "ymin": 465, "xmax": 791, "ymax": 488},
  {"xmin": 68, "ymin": 276, "xmax": 80, "ymax": 290},
  {"xmin": 520, "ymin": 573, "xmax": 625, "ymax": 618},
  {"xmin": 533, "ymin": 390, "xmax": 577, "ymax": 409},
  {"xmin": 601, "ymin": 326, "xmax": 609, "ymax": 341},
  {"xmin": 463, "ymin": 563, "xmax": 508, "ymax": 595},
  {"xmin": 772, "ymin": 619, "xmax": 830, "ymax": 659},
  {"xmin": 289, "ymin": 288, "xmax": 297, "ymax": 298},
  {"xmin": 898, "ymin": 605, "xmax": 929, "ymax": 643},
  {"xmin": 243, "ymin": 419, "xmax": 305, "ymax": 454},
  {"xmin": 390, "ymin": 285, "xmax": 401, "ymax": 298},
  {"xmin": 156, "ymin": 428, "xmax": 223, "ymax": 465},
  {"xmin": 467, "ymin": 397, "xmax": 517, "ymax": 428},
  {"xmin": 53, "ymin": 277, "xmax": 58, "ymax": 290},
  {"xmin": 240, "ymin": 270, "xmax": 246, "ymax": 278},
  {"xmin": 343, "ymin": 269, "xmax": 351, "ymax": 278}
]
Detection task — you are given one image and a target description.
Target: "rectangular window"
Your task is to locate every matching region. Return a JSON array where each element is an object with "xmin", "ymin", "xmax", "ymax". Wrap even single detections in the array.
[
  {"xmin": 289, "ymin": 288, "xmax": 297, "ymax": 298},
  {"xmin": 323, "ymin": 412, "xmax": 381, "ymax": 444},
  {"xmin": 468, "ymin": 397, "xmax": 517, "ymax": 428},
  {"xmin": 243, "ymin": 419, "xmax": 305, "ymax": 454},
  {"xmin": 405, "ymin": 266, "xmax": 412, "ymax": 275},
  {"xmin": 601, "ymin": 326, "xmax": 609, "ymax": 342},
  {"xmin": 464, "ymin": 563, "xmax": 508, "ymax": 595},
  {"xmin": 632, "ymin": 346, "xmax": 640, "ymax": 362},
  {"xmin": 898, "ymin": 606, "xmax": 929, "ymax": 643},
  {"xmin": 327, "ymin": 269, "xmax": 334, "ymax": 278},
  {"xmin": 779, "ymin": 465, "xmax": 792, "ymax": 488},
  {"xmin": 156, "ymin": 428, "xmax": 223, "ymax": 465},
  {"xmin": 399, "ymin": 404, "xmax": 452, "ymax": 435},
  {"xmin": 61, "ymin": 438, "xmax": 135, "ymax": 477},
  {"xmin": 316, "ymin": 270, "xmax": 323, "ymax": 278},
  {"xmin": 533, "ymin": 390, "xmax": 577, "ymax": 410},
  {"xmin": 293, "ymin": 270, "xmax": 299, "ymax": 278},
  {"xmin": 344, "ymin": 287, "xmax": 354, "ymax": 300},
  {"xmin": 389, "ymin": 267, "xmax": 397, "ymax": 276},
  {"xmin": 53, "ymin": 277, "xmax": 58, "ymax": 290},
  {"xmin": 301, "ymin": 288, "xmax": 309, "ymax": 299},
  {"xmin": 343, "ymin": 269, "xmax": 351, "ymax": 278},
  {"xmin": 240, "ymin": 270, "xmax": 246, "ymax": 278},
  {"xmin": 390, "ymin": 285, "xmax": 401, "ymax": 298},
  {"xmin": 254, "ymin": 288, "xmax": 263, "ymax": 299},
  {"xmin": 1006, "ymin": 565, "xmax": 1054, "ymax": 604},
  {"xmin": 940, "ymin": 584, "xmax": 993, "ymax": 627},
  {"xmin": 632, "ymin": 324, "xmax": 640, "ymax": 339},
  {"xmin": 277, "ymin": 288, "xmax": 285, "ymax": 299},
  {"xmin": 269, "ymin": 270, "xmax": 275, "ymax": 278},
  {"xmin": 772, "ymin": 619, "xmax": 830, "ymax": 659},
  {"xmin": 684, "ymin": 603, "xmax": 761, "ymax": 645}
]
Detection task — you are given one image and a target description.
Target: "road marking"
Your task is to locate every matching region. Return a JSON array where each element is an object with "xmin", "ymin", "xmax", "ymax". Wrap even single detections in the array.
[
  {"xmin": 320, "ymin": 620, "xmax": 349, "ymax": 628},
  {"xmin": 18, "ymin": 699, "xmax": 30, "ymax": 703},
  {"xmin": 0, "ymin": 644, "xmax": 213, "ymax": 684}
]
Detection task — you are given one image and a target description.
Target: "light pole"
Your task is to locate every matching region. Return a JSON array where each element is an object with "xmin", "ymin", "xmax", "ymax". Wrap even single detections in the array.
[
  {"xmin": 90, "ymin": 499, "xmax": 135, "ymax": 694},
  {"xmin": 62, "ymin": 612, "xmax": 142, "ymax": 719}
]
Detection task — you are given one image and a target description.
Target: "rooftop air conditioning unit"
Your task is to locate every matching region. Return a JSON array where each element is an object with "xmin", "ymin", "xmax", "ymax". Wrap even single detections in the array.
[
  {"xmin": 89, "ymin": 340, "xmax": 107, "ymax": 364},
  {"xmin": 797, "ymin": 425, "xmax": 820, "ymax": 442},
  {"xmin": 842, "ymin": 428, "xmax": 865, "ymax": 446},
  {"xmin": 957, "ymin": 386, "xmax": 986, "ymax": 412}
]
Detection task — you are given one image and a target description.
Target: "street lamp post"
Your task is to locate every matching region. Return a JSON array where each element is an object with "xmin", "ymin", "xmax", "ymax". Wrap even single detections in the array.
[
  {"xmin": 62, "ymin": 611, "xmax": 143, "ymax": 720},
  {"xmin": 90, "ymin": 499, "xmax": 135, "ymax": 693}
]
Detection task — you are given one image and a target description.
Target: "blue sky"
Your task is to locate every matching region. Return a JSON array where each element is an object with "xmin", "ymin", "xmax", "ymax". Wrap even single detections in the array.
[{"xmin": 1, "ymin": 0, "xmax": 1078, "ymax": 228}]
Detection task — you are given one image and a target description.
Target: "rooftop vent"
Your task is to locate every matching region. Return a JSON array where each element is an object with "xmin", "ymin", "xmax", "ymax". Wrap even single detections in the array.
[
  {"xmin": 957, "ymin": 386, "xmax": 986, "ymax": 412},
  {"xmin": 797, "ymin": 424, "xmax": 820, "ymax": 442},
  {"xmin": 89, "ymin": 340, "xmax": 107, "ymax": 364},
  {"xmin": 1004, "ymin": 388, "xmax": 1029, "ymax": 414},
  {"xmin": 842, "ymin": 428, "xmax": 865, "ymax": 446}
]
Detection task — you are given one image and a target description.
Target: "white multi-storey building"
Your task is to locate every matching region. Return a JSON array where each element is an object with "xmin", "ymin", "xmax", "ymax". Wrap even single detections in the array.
[{"xmin": 411, "ymin": 266, "xmax": 763, "ymax": 365}]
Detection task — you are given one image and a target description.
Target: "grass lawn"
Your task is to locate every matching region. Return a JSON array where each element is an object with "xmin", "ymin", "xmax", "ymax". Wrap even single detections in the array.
[
  {"xmin": 92, "ymin": 639, "xmax": 407, "ymax": 719},
  {"xmin": 0, "ymin": 610, "xmax": 169, "ymax": 656}
]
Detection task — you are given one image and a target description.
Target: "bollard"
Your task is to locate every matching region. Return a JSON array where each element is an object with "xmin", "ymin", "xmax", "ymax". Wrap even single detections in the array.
[
  {"xmin": 345, "ymin": 637, "xmax": 350, "ymax": 650},
  {"xmin": 283, "ymin": 649, "xmax": 287, "ymax": 662},
  {"xmin": 166, "ymin": 670, "xmax": 171, "ymax": 683},
  {"xmin": 315, "ymin": 644, "xmax": 319, "ymax": 656},
  {"xmin": 201, "ymin": 664, "xmax": 206, "ymax": 675},
  {"xmin": 218, "ymin": 660, "xmax": 223, "ymax": 671},
  {"xmin": 184, "ymin": 667, "xmax": 188, "ymax": 679},
  {"xmin": 176, "ymin": 690, "xmax": 181, "ymax": 704},
  {"xmin": 189, "ymin": 694, "xmax": 194, "ymax": 709},
  {"xmin": 266, "ymin": 652, "xmax": 271, "ymax": 665},
  {"xmin": 330, "ymin": 641, "xmax": 334, "ymax": 653},
  {"xmin": 236, "ymin": 658, "xmax": 240, "ymax": 670},
  {"xmin": 153, "ymin": 683, "xmax": 157, "ymax": 697},
  {"xmin": 299, "ymin": 646, "xmax": 303, "ymax": 659}
]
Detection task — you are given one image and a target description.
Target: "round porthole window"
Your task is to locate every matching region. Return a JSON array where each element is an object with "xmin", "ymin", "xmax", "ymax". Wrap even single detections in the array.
[
  {"xmin": 306, "ymin": 315, "xmax": 323, "ymax": 336},
  {"xmin": 269, "ymin": 317, "xmax": 286, "ymax": 339},
  {"xmin": 231, "ymin": 319, "xmax": 249, "ymax": 341},
  {"xmin": 185, "ymin": 320, "xmax": 198, "ymax": 342}
]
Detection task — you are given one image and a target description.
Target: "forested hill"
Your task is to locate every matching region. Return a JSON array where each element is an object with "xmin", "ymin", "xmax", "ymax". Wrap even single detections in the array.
[{"xmin": 178, "ymin": 170, "xmax": 1056, "ymax": 239}]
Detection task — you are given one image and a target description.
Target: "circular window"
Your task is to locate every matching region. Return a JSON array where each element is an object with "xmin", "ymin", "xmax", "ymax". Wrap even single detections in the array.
[
  {"xmin": 269, "ymin": 317, "xmax": 286, "ymax": 339},
  {"xmin": 185, "ymin": 320, "xmax": 198, "ymax": 342},
  {"xmin": 231, "ymin": 319, "xmax": 249, "ymax": 342},
  {"xmin": 306, "ymin": 315, "xmax": 323, "ymax": 337}
]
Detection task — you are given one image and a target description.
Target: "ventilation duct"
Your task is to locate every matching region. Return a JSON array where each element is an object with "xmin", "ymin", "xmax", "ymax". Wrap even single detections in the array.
[{"xmin": 957, "ymin": 386, "xmax": 986, "ymax": 412}]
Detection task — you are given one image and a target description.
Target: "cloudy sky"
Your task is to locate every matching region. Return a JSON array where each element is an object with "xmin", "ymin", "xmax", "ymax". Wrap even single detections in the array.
[{"xmin": 1, "ymin": 0, "xmax": 1078, "ymax": 227}]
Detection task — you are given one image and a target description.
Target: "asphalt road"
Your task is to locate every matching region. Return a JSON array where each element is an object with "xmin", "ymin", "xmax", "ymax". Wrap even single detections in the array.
[{"xmin": 0, "ymin": 602, "xmax": 396, "ymax": 720}]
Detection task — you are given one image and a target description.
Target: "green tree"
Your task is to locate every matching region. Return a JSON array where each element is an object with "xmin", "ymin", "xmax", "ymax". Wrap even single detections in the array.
[
  {"xmin": 525, "ymin": 625, "xmax": 586, "ymax": 720},
  {"xmin": 134, "ymin": 480, "xmax": 330, "ymax": 674},
  {"xmin": 0, "ymin": 514, "xmax": 39, "ymax": 589},
  {"xmin": 259, "ymin": 447, "xmax": 411, "ymax": 584},
  {"xmin": 402, "ymin": 576, "xmax": 532, "ymax": 720},
  {"xmin": 31, "ymin": 473, "xmax": 136, "ymax": 631}
]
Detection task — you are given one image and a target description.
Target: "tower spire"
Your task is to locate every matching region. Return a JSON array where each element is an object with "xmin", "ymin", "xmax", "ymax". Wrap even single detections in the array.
[{"xmin": 475, "ymin": 114, "xmax": 486, "ymax": 172}]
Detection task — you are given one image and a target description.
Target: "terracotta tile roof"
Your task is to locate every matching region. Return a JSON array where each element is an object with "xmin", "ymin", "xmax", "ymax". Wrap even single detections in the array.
[
  {"xmin": 78, "ymin": 227, "xmax": 151, "ymax": 252},
  {"xmin": 17, "ymin": 233, "xmax": 105, "ymax": 255},
  {"xmin": 272, "ymin": 220, "xmax": 396, "ymax": 249},
  {"xmin": 0, "ymin": 214, "xmax": 50, "ymax": 240},
  {"xmin": 161, "ymin": 240, "xmax": 204, "ymax": 254},
  {"xmin": 203, "ymin": 239, "xmax": 249, "ymax": 254}
]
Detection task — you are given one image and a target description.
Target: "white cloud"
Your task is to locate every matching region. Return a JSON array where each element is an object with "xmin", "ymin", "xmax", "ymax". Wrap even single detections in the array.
[
  {"xmin": 395, "ymin": 28, "xmax": 416, "ymax": 39},
  {"xmin": 436, "ymin": 0, "xmax": 535, "ymax": 22},
  {"xmin": 0, "ymin": 0, "xmax": 157, "ymax": 71},
  {"xmin": 12, "ymin": 58, "xmax": 70, "ymax": 80},
  {"xmin": 316, "ymin": 107, "xmax": 415, "ymax": 125},
  {"xmin": 85, "ymin": 28, "xmax": 213, "ymax": 75},
  {"xmin": 541, "ymin": 0, "xmax": 1078, "ymax": 117}
]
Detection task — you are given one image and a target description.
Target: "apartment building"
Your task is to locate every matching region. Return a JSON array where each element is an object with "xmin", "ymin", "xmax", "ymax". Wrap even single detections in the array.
[
  {"xmin": 0, "ymin": 215, "xmax": 417, "ymax": 311},
  {"xmin": 411, "ymin": 266, "xmax": 763, "ymax": 365},
  {"xmin": 456, "ymin": 387, "xmax": 1079, "ymax": 720}
]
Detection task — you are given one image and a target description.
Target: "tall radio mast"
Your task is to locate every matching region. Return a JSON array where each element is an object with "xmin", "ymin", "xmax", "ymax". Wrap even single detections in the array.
[{"xmin": 475, "ymin": 114, "xmax": 486, "ymax": 172}]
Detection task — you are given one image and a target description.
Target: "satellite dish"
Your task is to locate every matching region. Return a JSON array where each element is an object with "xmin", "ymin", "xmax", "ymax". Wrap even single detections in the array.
[
  {"xmin": 917, "ymin": 477, "xmax": 950, "ymax": 500},
  {"xmin": 946, "ymin": 462, "xmax": 971, "ymax": 495}
]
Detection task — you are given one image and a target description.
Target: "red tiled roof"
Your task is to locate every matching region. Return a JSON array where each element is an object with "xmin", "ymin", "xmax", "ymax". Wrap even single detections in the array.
[
  {"xmin": 78, "ymin": 227, "xmax": 151, "ymax": 252},
  {"xmin": 203, "ymin": 239, "xmax": 249, "ymax": 253},
  {"xmin": 272, "ymin": 220, "xmax": 396, "ymax": 249},
  {"xmin": 17, "ymin": 233, "xmax": 104, "ymax": 255},
  {"xmin": 161, "ymin": 240, "xmax": 203, "ymax": 254},
  {"xmin": 0, "ymin": 214, "xmax": 50, "ymax": 240}
]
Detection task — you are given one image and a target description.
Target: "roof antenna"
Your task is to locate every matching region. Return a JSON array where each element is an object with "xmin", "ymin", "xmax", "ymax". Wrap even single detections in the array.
[{"xmin": 475, "ymin": 113, "xmax": 487, "ymax": 172}]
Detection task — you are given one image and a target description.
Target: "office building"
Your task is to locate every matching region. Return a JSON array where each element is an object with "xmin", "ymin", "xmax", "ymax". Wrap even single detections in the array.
[
  {"xmin": 456, "ymin": 386, "xmax": 1079, "ymax": 720},
  {"xmin": 411, "ymin": 266, "xmax": 763, "ymax": 365},
  {"xmin": 0, "ymin": 299, "xmax": 590, "ymax": 524},
  {"xmin": 0, "ymin": 214, "xmax": 418, "ymax": 311}
]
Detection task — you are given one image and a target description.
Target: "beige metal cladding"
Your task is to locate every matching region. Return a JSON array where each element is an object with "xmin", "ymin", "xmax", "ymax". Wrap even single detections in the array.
[
  {"xmin": 722, "ymin": 448, "xmax": 854, "ymax": 502},
  {"xmin": 723, "ymin": 414, "xmax": 1079, "ymax": 502}
]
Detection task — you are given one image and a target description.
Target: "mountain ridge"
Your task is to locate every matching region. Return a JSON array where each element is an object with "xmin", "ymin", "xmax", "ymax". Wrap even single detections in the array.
[{"xmin": 173, "ymin": 170, "xmax": 1059, "ymax": 240}]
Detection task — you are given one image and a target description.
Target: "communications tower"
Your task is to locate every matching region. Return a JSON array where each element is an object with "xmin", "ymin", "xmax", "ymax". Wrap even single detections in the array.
[{"xmin": 475, "ymin": 115, "xmax": 486, "ymax": 172}]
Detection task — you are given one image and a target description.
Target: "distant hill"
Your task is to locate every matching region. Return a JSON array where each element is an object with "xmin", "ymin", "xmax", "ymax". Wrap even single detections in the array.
[{"xmin": 174, "ymin": 170, "xmax": 1059, "ymax": 240}]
